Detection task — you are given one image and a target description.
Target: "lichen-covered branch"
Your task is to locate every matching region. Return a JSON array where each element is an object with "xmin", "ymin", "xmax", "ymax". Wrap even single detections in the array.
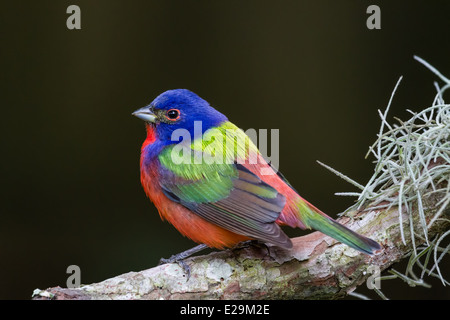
[{"xmin": 32, "ymin": 190, "xmax": 449, "ymax": 300}]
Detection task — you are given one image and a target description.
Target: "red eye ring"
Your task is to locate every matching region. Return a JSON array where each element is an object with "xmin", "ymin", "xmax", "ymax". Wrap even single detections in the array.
[{"xmin": 166, "ymin": 109, "xmax": 180, "ymax": 121}]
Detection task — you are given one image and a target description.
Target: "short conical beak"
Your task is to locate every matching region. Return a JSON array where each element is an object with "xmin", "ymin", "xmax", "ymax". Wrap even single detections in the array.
[{"xmin": 132, "ymin": 107, "xmax": 156, "ymax": 123}]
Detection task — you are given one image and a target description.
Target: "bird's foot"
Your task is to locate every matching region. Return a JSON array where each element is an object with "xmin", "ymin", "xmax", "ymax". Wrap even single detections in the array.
[
  {"xmin": 158, "ymin": 244, "xmax": 209, "ymax": 280},
  {"xmin": 159, "ymin": 256, "xmax": 192, "ymax": 280},
  {"xmin": 232, "ymin": 240, "xmax": 272, "ymax": 257},
  {"xmin": 234, "ymin": 239, "xmax": 260, "ymax": 248},
  {"xmin": 233, "ymin": 239, "xmax": 269, "ymax": 251}
]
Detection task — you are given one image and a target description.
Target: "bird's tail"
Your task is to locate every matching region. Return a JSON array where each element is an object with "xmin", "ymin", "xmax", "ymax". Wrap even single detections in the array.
[{"xmin": 296, "ymin": 199, "xmax": 381, "ymax": 255}]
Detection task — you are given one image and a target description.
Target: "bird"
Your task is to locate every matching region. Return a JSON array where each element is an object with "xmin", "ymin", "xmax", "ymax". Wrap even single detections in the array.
[{"xmin": 133, "ymin": 89, "xmax": 381, "ymax": 270}]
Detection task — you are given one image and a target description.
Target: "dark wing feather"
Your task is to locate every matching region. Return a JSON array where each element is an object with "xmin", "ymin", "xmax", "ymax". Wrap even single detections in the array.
[{"xmin": 160, "ymin": 164, "xmax": 292, "ymax": 249}]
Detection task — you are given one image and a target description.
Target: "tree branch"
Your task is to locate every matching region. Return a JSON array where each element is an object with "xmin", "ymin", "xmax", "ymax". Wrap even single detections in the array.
[{"xmin": 32, "ymin": 189, "xmax": 449, "ymax": 300}]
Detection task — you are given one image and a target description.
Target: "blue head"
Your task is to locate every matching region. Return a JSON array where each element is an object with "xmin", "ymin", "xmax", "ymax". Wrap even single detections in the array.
[{"xmin": 133, "ymin": 89, "xmax": 228, "ymax": 142}]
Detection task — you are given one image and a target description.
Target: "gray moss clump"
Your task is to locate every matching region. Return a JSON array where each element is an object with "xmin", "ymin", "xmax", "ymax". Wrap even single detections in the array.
[{"xmin": 320, "ymin": 56, "xmax": 450, "ymax": 298}]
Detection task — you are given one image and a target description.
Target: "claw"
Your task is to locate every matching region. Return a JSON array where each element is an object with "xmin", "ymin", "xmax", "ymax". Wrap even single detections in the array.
[
  {"xmin": 157, "ymin": 244, "xmax": 209, "ymax": 280},
  {"xmin": 158, "ymin": 255, "xmax": 192, "ymax": 280},
  {"xmin": 177, "ymin": 259, "xmax": 191, "ymax": 280}
]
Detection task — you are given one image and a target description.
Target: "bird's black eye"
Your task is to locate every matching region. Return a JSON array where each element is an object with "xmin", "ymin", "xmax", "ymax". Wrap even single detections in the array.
[{"xmin": 166, "ymin": 109, "xmax": 180, "ymax": 121}]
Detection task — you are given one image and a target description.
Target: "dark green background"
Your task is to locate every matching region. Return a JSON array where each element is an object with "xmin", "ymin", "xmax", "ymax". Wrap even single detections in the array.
[{"xmin": 1, "ymin": 1, "xmax": 449, "ymax": 299}]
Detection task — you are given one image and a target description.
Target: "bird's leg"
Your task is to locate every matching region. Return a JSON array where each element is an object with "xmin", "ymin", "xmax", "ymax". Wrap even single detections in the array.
[
  {"xmin": 158, "ymin": 244, "xmax": 209, "ymax": 280},
  {"xmin": 232, "ymin": 240, "xmax": 272, "ymax": 257},
  {"xmin": 237, "ymin": 239, "xmax": 260, "ymax": 248}
]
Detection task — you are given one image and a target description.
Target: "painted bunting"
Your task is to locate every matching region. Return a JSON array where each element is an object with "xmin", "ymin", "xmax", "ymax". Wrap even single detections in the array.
[{"xmin": 133, "ymin": 89, "xmax": 380, "ymax": 262}]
